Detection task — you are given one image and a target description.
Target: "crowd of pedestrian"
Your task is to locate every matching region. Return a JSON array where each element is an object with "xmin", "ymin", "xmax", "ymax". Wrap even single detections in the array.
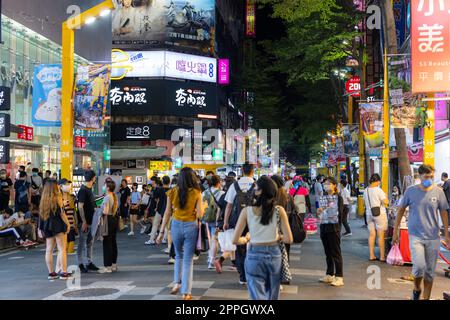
[{"xmin": 0, "ymin": 162, "xmax": 449, "ymax": 301}]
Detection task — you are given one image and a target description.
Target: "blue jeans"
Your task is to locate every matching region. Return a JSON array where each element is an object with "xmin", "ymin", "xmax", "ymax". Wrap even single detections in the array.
[
  {"xmin": 245, "ymin": 244, "xmax": 282, "ymax": 300},
  {"xmin": 171, "ymin": 219, "xmax": 198, "ymax": 295},
  {"xmin": 77, "ymin": 224, "xmax": 94, "ymax": 266},
  {"xmin": 409, "ymin": 235, "xmax": 440, "ymax": 282}
]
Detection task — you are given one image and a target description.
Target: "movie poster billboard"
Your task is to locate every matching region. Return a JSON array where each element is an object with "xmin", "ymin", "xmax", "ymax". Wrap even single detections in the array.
[
  {"xmin": 388, "ymin": 55, "xmax": 427, "ymax": 128},
  {"xmin": 112, "ymin": 0, "xmax": 215, "ymax": 55},
  {"xmin": 343, "ymin": 124, "xmax": 359, "ymax": 157},
  {"xmin": 31, "ymin": 64, "xmax": 62, "ymax": 127},
  {"xmin": 359, "ymin": 102, "xmax": 384, "ymax": 148},
  {"xmin": 73, "ymin": 64, "xmax": 111, "ymax": 131}
]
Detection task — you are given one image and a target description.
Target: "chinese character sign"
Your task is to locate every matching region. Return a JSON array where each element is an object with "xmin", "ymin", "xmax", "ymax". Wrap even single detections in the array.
[
  {"xmin": 411, "ymin": 0, "xmax": 450, "ymax": 93},
  {"xmin": 359, "ymin": 102, "xmax": 384, "ymax": 148},
  {"xmin": 175, "ymin": 88, "xmax": 207, "ymax": 108},
  {"xmin": 73, "ymin": 64, "xmax": 111, "ymax": 131},
  {"xmin": 31, "ymin": 64, "xmax": 62, "ymax": 127},
  {"xmin": 0, "ymin": 86, "xmax": 11, "ymax": 111},
  {"xmin": 18, "ymin": 125, "xmax": 33, "ymax": 141},
  {"xmin": 218, "ymin": 59, "xmax": 230, "ymax": 85},
  {"xmin": 246, "ymin": 0, "xmax": 256, "ymax": 38}
]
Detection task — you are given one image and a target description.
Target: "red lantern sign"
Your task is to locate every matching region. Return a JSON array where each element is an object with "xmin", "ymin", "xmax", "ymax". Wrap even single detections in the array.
[
  {"xmin": 18, "ymin": 125, "xmax": 33, "ymax": 141},
  {"xmin": 346, "ymin": 76, "xmax": 361, "ymax": 97}
]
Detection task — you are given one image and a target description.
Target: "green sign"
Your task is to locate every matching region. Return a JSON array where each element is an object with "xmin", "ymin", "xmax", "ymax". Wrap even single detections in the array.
[
  {"xmin": 104, "ymin": 149, "xmax": 111, "ymax": 161},
  {"xmin": 174, "ymin": 158, "xmax": 182, "ymax": 169},
  {"xmin": 213, "ymin": 149, "xmax": 223, "ymax": 161}
]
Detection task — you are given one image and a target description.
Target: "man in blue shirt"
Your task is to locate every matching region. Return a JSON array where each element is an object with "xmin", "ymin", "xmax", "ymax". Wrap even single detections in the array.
[{"xmin": 394, "ymin": 164, "xmax": 450, "ymax": 300}]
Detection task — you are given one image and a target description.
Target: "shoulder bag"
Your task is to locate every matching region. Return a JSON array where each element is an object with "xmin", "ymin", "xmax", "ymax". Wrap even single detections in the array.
[
  {"xmin": 275, "ymin": 206, "xmax": 292, "ymax": 283},
  {"xmin": 367, "ymin": 188, "xmax": 381, "ymax": 217}
]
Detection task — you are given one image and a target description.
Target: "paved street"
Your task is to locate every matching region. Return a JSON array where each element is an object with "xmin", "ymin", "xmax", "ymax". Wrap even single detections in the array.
[{"xmin": 0, "ymin": 214, "xmax": 448, "ymax": 300}]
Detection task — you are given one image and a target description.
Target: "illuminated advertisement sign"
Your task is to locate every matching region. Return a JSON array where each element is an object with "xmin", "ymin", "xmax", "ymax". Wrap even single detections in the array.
[
  {"xmin": 112, "ymin": 50, "xmax": 217, "ymax": 83},
  {"xmin": 246, "ymin": 0, "xmax": 256, "ymax": 38}
]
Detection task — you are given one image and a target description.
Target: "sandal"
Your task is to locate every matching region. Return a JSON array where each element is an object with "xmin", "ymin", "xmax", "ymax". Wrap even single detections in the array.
[{"xmin": 369, "ymin": 257, "xmax": 379, "ymax": 261}]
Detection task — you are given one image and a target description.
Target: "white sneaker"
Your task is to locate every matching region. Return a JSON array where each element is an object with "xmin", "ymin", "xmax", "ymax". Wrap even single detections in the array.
[
  {"xmin": 319, "ymin": 275, "xmax": 335, "ymax": 283},
  {"xmin": 140, "ymin": 226, "xmax": 146, "ymax": 234},
  {"xmin": 128, "ymin": 231, "xmax": 135, "ymax": 236},
  {"xmin": 111, "ymin": 264, "xmax": 118, "ymax": 272},
  {"xmin": 163, "ymin": 248, "xmax": 170, "ymax": 254},
  {"xmin": 168, "ymin": 258, "xmax": 175, "ymax": 264},
  {"xmin": 98, "ymin": 267, "xmax": 112, "ymax": 274},
  {"xmin": 330, "ymin": 277, "xmax": 344, "ymax": 287},
  {"xmin": 193, "ymin": 255, "xmax": 200, "ymax": 261},
  {"xmin": 280, "ymin": 285, "xmax": 283, "ymax": 291},
  {"xmin": 145, "ymin": 239, "xmax": 155, "ymax": 245},
  {"xmin": 208, "ymin": 263, "xmax": 215, "ymax": 270}
]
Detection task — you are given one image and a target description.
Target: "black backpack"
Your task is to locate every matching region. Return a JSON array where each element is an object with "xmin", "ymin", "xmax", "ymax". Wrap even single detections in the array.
[
  {"xmin": 214, "ymin": 190, "xmax": 228, "ymax": 230},
  {"xmin": 228, "ymin": 181, "xmax": 255, "ymax": 229}
]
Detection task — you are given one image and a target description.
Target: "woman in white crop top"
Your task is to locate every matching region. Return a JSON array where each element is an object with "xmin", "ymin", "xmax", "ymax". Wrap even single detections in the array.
[{"xmin": 232, "ymin": 176, "xmax": 292, "ymax": 300}]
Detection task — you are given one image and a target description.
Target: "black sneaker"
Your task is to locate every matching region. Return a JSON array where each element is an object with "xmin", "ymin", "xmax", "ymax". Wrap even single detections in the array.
[
  {"xmin": 87, "ymin": 262, "xmax": 99, "ymax": 271},
  {"xmin": 48, "ymin": 272, "xmax": 59, "ymax": 280},
  {"xmin": 412, "ymin": 290, "xmax": 421, "ymax": 300},
  {"xmin": 79, "ymin": 264, "xmax": 88, "ymax": 273}
]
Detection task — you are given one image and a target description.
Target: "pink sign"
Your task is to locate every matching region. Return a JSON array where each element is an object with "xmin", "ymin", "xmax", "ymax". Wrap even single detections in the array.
[
  {"xmin": 408, "ymin": 143, "xmax": 423, "ymax": 163},
  {"xmin": 218, "ymin": 59, "xmax": 230, "ymax": 85}
]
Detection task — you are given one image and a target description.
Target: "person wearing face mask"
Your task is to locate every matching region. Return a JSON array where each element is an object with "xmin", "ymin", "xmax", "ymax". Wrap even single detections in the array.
[
  {"xmin": 363, "ymin": 174, "xmax": 389, "ymax": 262},
  {"xmin": 317, "ymin": 177, "xmax": 345, "ymax": 287},
  {"xmin": 30, "ymin": 168, "xmax": 43, "ymax": 210},
  {"xmin": 128, "ymin": 183, "xmax": 141, "ymax": 236},
  {"xmin": 393, "ymin": 165, "xmax": 450, "ymax": 300},
  {"xmin": 0, "ymin": 169, "xmax": 13, "ymax": 211}
]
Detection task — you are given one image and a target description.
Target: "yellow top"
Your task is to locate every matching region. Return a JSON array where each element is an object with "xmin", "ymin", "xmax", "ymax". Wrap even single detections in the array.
[{"xmin": 167, "ymin": 187, "xmax": 201, "ymax": 222}]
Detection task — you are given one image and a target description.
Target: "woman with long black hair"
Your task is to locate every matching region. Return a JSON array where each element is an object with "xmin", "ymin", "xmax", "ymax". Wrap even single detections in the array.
[
  {"xmin": 232, "ymin": 176, "xmax": 293, "ymax": 300},
  {"xmin": 156, "ymin": 167, "xmax": 207, "ymax": 300}
]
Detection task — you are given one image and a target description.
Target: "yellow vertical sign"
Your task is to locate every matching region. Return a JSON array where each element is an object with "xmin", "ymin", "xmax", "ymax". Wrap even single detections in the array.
[
  {"xmin": 423, "ymin": 95, "xmax": 435, "ymax": 166},
  {"xmin": 61, "ymin": 25, "xmax": 75, "ymax": 181},
  {"xmin": 381, "ymin": 49, "xmax": 390, "ymax": 194}
]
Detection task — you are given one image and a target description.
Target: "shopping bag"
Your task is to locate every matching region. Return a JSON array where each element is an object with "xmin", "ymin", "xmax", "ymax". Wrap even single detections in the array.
[
  {"xmin": 196, "ymin": 222, "xmax": 210, "ymax": 252},
  {"xmin": 289, "ymin": 212, "xmax": 306, "ymax": 244},
  {"xmin": 303, "ymin": 213, "xmax": 318, "ymax": 235},
  {"xmin": 218, "ymin": 229, "xmax": 236, "ymax": 252},
  {"xmin": 387, "ymin": 244, "xmax": 404, "ymax": 266},
  {"xmin": 91, "ymin": 207, "xmax": 103, "ymax": 239}
]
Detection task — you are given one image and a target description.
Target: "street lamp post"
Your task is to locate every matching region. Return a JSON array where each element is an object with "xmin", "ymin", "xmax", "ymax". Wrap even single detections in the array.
[{"xmin": 61, "ymin": 0, "xmax": 115, "ymax": 180}]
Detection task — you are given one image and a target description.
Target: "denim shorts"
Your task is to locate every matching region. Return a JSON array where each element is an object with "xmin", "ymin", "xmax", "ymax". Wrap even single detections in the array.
[{"xmin": 409, "ymin": 235, "xmax": 440, "ymax": 281}]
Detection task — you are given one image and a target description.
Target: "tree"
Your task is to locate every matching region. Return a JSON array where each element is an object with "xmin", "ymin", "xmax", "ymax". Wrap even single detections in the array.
[{"xmin": 380, "ymin": 0, "xmax": 412, "ymax": 188}]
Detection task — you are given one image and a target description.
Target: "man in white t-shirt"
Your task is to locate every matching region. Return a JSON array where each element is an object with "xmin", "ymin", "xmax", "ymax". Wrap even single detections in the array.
[{"xmin": 223, "ymin": 163, "xmax": 255, "ymax": 285}]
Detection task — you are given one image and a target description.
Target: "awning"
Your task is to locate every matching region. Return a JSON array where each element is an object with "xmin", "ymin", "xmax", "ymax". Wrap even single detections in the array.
[
  {"xmin": 182, "ymin": 163, "xmax": 225, "ymax": 171},
  {"xmin": 111, "ymin": 147, "xmax": 167, "ymax": 160}
]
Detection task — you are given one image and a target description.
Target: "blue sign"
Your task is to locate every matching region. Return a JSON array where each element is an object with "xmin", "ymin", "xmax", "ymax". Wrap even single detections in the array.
[
  {"xmin": 394, "ymin": 0, "xmax": 406, "ymax": 48},
  {"xmin": 32, "ymin": 64, "xmax": 62, "ymax": 127}
]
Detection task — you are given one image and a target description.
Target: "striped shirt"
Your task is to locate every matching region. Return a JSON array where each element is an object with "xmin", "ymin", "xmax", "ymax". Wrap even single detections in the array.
[{"xmin": 63, "ymin": 194, "xmax": 76, "ymax": 229}]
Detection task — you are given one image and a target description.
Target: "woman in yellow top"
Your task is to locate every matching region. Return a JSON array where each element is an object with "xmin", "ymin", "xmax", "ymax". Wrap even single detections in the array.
[{"xmin": 157, "ymin": 167, "xmax": 207, "ymax": 300}]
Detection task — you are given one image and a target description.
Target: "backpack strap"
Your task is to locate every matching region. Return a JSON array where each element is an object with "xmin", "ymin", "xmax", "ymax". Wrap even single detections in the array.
[{"xmin": 234, "ymin": 181, "xmax": 241, "ymax": 193}]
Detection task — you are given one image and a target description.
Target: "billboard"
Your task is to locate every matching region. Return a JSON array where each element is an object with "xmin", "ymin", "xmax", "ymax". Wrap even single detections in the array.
[
  {"xmin": 110, "ymin": 79, "xmax": 218, "ymax": 117},
  {"xmin": 111, "ymin": 50, "xmax": 217, "ymax": 82},
  {"xmin": 111, "ymin": 123, "xmax": 165, "ymax": 141},
  {"xmin": 112, "ymin": 0, "xmax": 215, "ymax": 54},
  {"xmin": 31, "ymin": 64, "xmax": 62, "ymax": 127},
  {"xmin": 411, "ymin": 0, "xmax": 450, "ymax": 93},
  {"xmin": 73, "ymin": 64, "xmax": 111, "ymax": 131},
  {"xmin": 359, "ymin": 102, "xmax": 384, "ymax": 148}
]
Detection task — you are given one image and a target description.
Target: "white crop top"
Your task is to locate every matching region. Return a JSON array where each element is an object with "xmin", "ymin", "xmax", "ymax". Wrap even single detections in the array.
[{"xmin": 246, "ymin": 206, "xmax": 279, "ymax": 244}]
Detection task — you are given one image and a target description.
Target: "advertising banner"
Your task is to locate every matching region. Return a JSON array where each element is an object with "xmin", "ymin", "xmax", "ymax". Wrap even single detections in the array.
[
  {"xmin": 394, "ymin": 0, "xmax": 406, "ymax": 48},
  {"xmin": 31, "ymin": 64, "xmax": 62, "ymax": 127},
  {"xmin": 112, "ymin": 0, "xmax": 215, "ymax": 54},
  {"xmin": 388, "ymin": 55, "xmax": 427, "ymax": 128},
  {"xmin": 411, "ymin": 0, "xmax": 450, "ymax": 93},
  {"xmin": 245, "ymin": 0, "xmax": 256, "ymax": 38},
  {"xmin": 359, "ymin": 102, "xmax": 384, "ymax": 148},
  {"xmin": 342, "ymin": 124, "xmax": 359, "ymax": 157},
  {"xmin": 110, "ymin": 79, "xmax": 218, "ymax": 117},
  {"xmin": 111, "ymin": 50, "xmax": 217, "ymax": 83},
  {"xmin": 73, "ymin": 64, "xmax": 111, "ymax": 131},
  {"xmin": 408, "ymin": 142, "xmax": 424, "ymax": 162},
  {"xmin": 218, "ymin": 59, "xmax": 230, "ymax": 85}
]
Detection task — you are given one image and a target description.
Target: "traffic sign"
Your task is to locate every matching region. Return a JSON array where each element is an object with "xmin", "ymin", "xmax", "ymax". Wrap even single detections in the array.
[{"xmin": 346, "ymin": 76, "xmax": 361, "ymax": 97}]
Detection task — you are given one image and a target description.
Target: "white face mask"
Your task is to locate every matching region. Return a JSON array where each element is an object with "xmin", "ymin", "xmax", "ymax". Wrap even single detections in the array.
[{"xmin": 61, "ymin": 185, "xmax": 71, "ymax": 193}]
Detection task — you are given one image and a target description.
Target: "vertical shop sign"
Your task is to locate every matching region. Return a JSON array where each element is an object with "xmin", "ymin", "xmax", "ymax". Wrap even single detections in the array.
[
  {"xmin": 246, "ymin": 0, "xmax": 256, "ymax": 38},
  {"xmin": 0, "ymin": 140, "xmax": 9, "ymax": 164},
  {"xmin": 359, "ymin": 102, "xmax": 384, "ymax": 148},
  {"xmin": 411, "ymin": 0, "xmax": 450, "ymax": 93},
  {"xmin": 0, "ymin": 86, "xmax": 10, "ymax": 110},
  {"xmin": 0, "ymin": 113, "xmax": 10, "ymax": 137},
  {"xmin": 218, "ymin": 59, "xmax": 230, "ymax": 85}
]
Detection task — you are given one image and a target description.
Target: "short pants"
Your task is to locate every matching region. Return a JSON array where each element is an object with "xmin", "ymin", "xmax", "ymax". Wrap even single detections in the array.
[{"xmin": 367, "ymin": 213, "xmax": 388, "ymax": 232}]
